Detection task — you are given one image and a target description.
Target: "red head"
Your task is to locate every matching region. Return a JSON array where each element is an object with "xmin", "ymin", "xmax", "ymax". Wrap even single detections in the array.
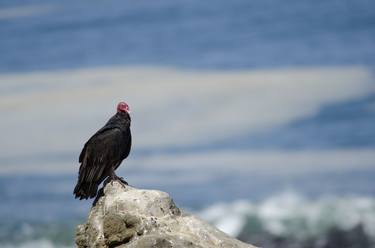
[{"xmin": 117, "ymin": 102, "xmax": 130, "ymax": 113}]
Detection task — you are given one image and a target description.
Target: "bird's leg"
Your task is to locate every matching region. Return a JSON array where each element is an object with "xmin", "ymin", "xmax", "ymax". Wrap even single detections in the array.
[
  {"xmin": 114, "ymin": 175, "xmax": 129, "ymax": 186},
  {"xmin": 108, "ymin": 168, "xmax": 128, "ymax": 186}
]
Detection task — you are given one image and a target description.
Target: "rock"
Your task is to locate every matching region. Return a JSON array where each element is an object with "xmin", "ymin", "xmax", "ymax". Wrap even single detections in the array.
[{"xmin": 76, "ymin": 181, "xmax": 258, "ymax": 248}]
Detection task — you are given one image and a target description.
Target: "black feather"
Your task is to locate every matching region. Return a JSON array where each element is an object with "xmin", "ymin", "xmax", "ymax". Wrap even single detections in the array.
[{"xmin": 73, "ymin": 111, "xmax": 131, "ymax": 200}]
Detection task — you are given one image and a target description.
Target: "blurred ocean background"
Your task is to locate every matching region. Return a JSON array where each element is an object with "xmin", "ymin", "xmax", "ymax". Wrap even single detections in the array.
[{"xmin": 1, "ymin": 0, "xmax": 375, "ymax": 247}]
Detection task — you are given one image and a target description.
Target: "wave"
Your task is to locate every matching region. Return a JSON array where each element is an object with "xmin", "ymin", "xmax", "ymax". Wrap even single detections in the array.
[
  {"xmin": 198, "ymin": 191, "xmax": 375, "ymax": 247},
  {"xmin": 0, "ymin": 191, "xmax": 374, "ymax": 247},
  {"xmin": 0, "ymin": 219, "xmax": 78, "ymax": 248},
  {"xmin": 1, "ymin": 239, "xmax": 70, "ymax": 248}
]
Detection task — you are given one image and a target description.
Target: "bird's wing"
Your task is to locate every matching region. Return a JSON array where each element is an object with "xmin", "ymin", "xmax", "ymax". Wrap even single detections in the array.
[
  {"xmin": 77, "ymin": 128, "xmax": 125, "ymax": 186},
  {"xmin": 79, "ymin": 125, "xmax": 117, "ymax": 163}
]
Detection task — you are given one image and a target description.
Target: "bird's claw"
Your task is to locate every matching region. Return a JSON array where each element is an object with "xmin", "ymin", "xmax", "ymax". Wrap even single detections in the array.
[
  {"xmin": 104, "ymin": 175, "xmax": 128, "ymax": 188},
  {"xmin": 117, "ymin": 176, "xmax": 129, "ymax": 185}
]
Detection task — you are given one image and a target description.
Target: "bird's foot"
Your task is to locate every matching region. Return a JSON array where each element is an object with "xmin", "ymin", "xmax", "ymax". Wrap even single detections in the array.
[
  {"xmin": 115, "ymin": 176, "xmax": 129, "ymax": 186},
  {"xmin": 104, "ymin": 174, "xmax": 128, "ymax": 188}
]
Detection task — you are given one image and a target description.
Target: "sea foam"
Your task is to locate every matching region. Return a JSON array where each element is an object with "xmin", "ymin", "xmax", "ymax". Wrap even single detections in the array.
[{"xmin": 198, "ymin": 191, "xmax": 375, "ymax": 241}]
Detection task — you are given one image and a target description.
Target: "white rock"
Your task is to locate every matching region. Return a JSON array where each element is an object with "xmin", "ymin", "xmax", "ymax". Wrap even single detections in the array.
[{"xmin": 76, "ymin": 181, "xmax": 258, "ymax": 248}]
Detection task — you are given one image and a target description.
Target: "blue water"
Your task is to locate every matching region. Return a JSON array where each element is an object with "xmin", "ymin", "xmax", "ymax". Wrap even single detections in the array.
[
  {"xmin": 1, "ymin": 167, "xmax": 375, "ymax": 246},
  {"xmin": 218, "ymin": 93, "xmax": 375, "ymax": 150},
  {"xmin": 1, "ymin": 0, "xmax": 375, "ymax": 247},
  {"xmin": 1, "ymin": 0, "xmax": 375, "ymax": 72}
]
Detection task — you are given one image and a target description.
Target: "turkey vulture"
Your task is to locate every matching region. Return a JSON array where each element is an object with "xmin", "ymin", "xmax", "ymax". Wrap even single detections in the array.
[{"xmin": 73, "ymin": 102, "xmax": 132, "ymax": 200}]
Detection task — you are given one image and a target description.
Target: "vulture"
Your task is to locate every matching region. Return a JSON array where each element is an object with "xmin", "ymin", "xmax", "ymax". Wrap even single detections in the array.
[{"xmin": 73, "ymin": 102, "xmax": 132, "ymax": 200}]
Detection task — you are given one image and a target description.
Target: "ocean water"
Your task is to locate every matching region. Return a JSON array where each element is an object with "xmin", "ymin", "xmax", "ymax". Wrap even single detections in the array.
[
  {"xmin": 1, "ymin": 0, "xmax": 375, "ymax": 72},
  {"xmin": 1, "ymin": 0, "xmax": 375, "ymax": 247}
]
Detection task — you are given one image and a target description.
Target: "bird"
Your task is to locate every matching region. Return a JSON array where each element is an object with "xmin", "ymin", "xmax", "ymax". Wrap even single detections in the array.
[{"xmin": 73, "ymin": 101, "xmax": 132, "ymax": 200}]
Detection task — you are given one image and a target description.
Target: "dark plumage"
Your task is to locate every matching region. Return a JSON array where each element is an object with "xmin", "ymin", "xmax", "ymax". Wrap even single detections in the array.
[{"xmin": 73, "ymin": 102, "xmax": 131, "ymax": 200}]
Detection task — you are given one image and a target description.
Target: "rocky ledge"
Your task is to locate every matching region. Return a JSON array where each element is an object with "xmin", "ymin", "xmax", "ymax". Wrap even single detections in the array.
[{"xmin": 76, "ymin": 181, "xmax": 257, "ymax": 248}]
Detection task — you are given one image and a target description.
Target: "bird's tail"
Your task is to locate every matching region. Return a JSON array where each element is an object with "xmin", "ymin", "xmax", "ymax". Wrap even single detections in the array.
[{"xmin": 73, "ymin": 181, "xmax": 98, "ymax": 200}]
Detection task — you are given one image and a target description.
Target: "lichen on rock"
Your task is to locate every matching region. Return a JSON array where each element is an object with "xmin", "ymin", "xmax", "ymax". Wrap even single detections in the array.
[{"xmin": 76, "ymin": 181, "xmax": 257, "ymax": 248}]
